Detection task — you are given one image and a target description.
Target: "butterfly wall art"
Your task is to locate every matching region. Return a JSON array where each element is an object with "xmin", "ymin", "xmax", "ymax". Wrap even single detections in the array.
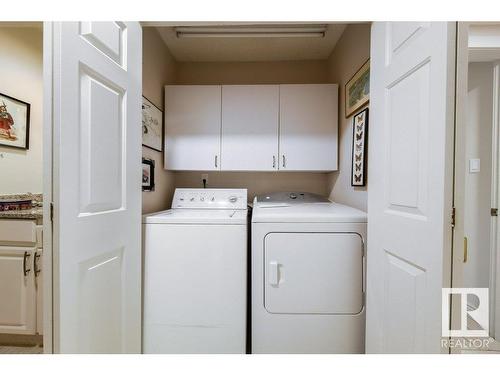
[{"xmin": 351, "ymin": 108, "xmax": 368, "ymax": 187}]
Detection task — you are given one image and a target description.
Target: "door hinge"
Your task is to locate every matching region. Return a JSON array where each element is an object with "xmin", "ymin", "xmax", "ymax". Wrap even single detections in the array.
[
  {"xmin": 451, "ymin": 206, "xmax": 456, "ymax": 227},
  {"xmin": 492, "ymin": 208, "xmax": 498, "ymax": 217},
  {"xmin": 50, "ymin": 202, "xmax": 54, "ymax": 222}
]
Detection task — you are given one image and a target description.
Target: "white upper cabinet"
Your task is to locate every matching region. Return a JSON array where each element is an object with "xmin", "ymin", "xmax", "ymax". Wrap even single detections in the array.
[
  {"xmin": 164, "ymin": 84, "xmax": 338, "ymax": 171},
  {"xmin": 165, "ymin": 85, "xmax": 222, "ymax": 171},
  {"xmin": 279, "ymin": 84, "xmax": 338, "ymax": 171},
  {"xmin": 221, "ymin": 85, "xmax": 279, "ymax": 171}
]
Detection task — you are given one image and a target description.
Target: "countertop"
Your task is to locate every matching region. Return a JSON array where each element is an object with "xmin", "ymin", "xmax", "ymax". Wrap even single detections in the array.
[{"xmin": 0, "ymin": 193, "xmax": 43, "ymax": 220}]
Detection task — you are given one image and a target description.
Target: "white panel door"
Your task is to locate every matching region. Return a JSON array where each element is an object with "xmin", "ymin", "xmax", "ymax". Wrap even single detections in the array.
[
  {"xmin": 165, "ymin": 85, "xmax": 221, "ymax": 171},
  {"xmin": 221, "ymin": 85, "xmax": 279, "ymax": 171},
  {"xmin": 49, "ymin": 22, "xmax": 142, "ymax": 353},
  {"xmin": 279, "ymin": 84, "xmax": 338, "ymax": 171},
  {"xmin": 0, "ymin": 247, "xmax": 36, "ymax": 335},
  {"xmin": 366, "ymin": 22, "xmax": 456, "ymax": 353}
]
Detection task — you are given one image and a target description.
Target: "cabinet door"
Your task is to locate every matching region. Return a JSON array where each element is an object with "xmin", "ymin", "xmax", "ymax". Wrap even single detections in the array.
[
  {"xmin": 35, "ymin": 249, "xmax": 43, "ymax": 335},
  {"xmin": 264, "ymin": 233, "xmax": 363, "ymax": 314},
  {"xmin": 221, "ymin": 85, "xmax": 279, "ymax": 171},
  {"xmin": 165, "ymin": 85, "xmax": 221, "ymax": 171},
  {"xmin": 0, "ymin": 247, "xmax": 36, "ymax": 334},
  {"xmin": 279, "ymin": 84, "xmax": 338, "ymax": 171}
]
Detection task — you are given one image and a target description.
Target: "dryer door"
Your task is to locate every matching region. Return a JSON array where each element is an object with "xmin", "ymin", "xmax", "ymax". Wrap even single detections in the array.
[{"xmin": 264, "ymin": 232, "xmax": 363, "ymax": 314}]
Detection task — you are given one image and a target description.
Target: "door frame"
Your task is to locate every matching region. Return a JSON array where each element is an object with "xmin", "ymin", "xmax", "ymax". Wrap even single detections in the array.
[
  {"xmin": 452, "ymin": 22, "xmax": 500, "ymax": 341},
  {"xmin": 42, "ymin": 21, "xmax": 54, "ymax": 354},
  {"xmin": 491, "ymin": 61, "xmax": 500, "ymax": 339},
  {"xmin": 450, "ymin": 22, "xmax": 469, "ymax": 345}
]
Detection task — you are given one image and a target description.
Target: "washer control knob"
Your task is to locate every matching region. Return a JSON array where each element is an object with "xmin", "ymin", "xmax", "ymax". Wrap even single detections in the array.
[
  {"xmin": 289, "ymin": 193, "xmax": 297, "ymax": 200},
  {"xmin": 228, "ymin": 196, "xmax": 238, "ymax": 203}
]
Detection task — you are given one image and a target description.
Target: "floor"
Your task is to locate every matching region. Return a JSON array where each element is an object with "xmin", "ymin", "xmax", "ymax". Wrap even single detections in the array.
[
  {"xmin": 0, "ymin": 345, "xmax": 43, "ymax": 354},
  {"xmin": 459, "ymin": 317, "xmax": 500, "ymax": 354}
]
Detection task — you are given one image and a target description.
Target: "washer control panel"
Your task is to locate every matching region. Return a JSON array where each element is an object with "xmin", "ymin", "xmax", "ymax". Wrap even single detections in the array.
[{"xmin": 172, "ymin": 188, "xmax": 247, "ymax": 209}]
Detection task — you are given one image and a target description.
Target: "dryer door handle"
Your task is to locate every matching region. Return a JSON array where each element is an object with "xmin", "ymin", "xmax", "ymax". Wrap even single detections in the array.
[{"xmin": 269, "ymin": 261, "xmax": 280, "ymax": 286}]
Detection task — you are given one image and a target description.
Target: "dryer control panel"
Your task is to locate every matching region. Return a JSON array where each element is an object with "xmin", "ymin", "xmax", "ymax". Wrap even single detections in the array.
[
  {"xmin": 255, "ymin": 191, "xmax": 330, "ymax": 205},
  {"xmin": 172, "ymin": 188, "xmax": 248, "ymax": 210}
]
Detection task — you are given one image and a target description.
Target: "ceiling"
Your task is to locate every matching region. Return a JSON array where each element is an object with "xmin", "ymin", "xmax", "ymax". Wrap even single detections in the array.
[{"xmin": 153, "ymin": 23, "xmax": 347, "ymax": 62}]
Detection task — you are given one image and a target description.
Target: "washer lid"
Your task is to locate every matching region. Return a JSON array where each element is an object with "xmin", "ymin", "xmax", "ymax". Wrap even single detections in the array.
[
  {"xmin": 142, "ymin": 209, "xmax": 247, "ymax": 224},
  {"xmin": 252, "ymin": 201, "xmax": 367, "ymax": 223}
]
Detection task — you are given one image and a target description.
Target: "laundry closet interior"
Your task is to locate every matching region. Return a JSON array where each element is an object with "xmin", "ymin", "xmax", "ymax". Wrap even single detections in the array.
[
  {"xmin": 141, "ymin": 23, "xmax": 370, "ymax": 213},
  {"xmin": 140, "ymin": 22, "xmax": 370, "ymax": 354}
]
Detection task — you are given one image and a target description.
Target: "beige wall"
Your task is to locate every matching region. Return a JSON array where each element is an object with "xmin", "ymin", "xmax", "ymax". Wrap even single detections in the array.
[
  {"xmin": 176, "ymin": 60, "xmax": 329, "ymax": 84},
  {"xmin": 175, "ymin": 172, "xmax": 329, "ymax": 202},
  {"xmin": 142, "ymin": 28, "xmax": 177, "ymax": 213},
  {"xmin": 0, "ymin": 27, "xmax": 43, "ymax": 195},
  {"xmin": 464, "ymin": 62, "xmax": 494, "ymax": 295},
  {"xmin": 326, "ymin": 24, "xmax": 371, "ymax": 211},
  {"xmin": 174, "ymin": 59, "xmax": 330, "ymax": 200}
]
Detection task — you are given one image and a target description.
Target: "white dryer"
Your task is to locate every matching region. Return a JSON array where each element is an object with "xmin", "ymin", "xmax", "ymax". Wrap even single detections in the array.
[
  {"xmin": 143, "ymin": 188, "xmax": 247, "ymax": 354},
  {"xmin": 251, "ymin": 192, "xmax": 367, "ymax": 353}
]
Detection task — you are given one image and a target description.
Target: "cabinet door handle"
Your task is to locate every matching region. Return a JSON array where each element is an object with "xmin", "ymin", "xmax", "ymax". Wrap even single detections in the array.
[
  {"xmin": 23, "ymin": 251, "xmax": 31, "ymax": 277},
  {"xmin": 215, "ymin": 155, "xmax": 218, "ymax": 168},
  {"xmin": 273, "ymin": 155, "xmax": 276, "ymax": 169},
  {"xmin": 282, "ymin": 155, "xmax": 286, "ymax": 168},
  {"xmin": 463, "ymin": 237, "xmax": 468, "ymax": 263},
  {"xmin": 34, "ymin": 252, "xmax": 41, "ymax": 277}
]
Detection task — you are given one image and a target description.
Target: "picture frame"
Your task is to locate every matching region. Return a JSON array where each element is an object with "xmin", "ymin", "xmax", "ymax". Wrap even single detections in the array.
[
  {"xmin": 351, "ymin": 108, "xmax": 368, "ymax": 187},
  {"xmin": 142, "ymin": 96, "xmax": 163, "ymax": 152},
  {"xmin": 142, "ymin": 158, "xmax": 155, "ymax": 192},
  {"xmin": 0, "ymin": 92, "xmax": 31, "ymax": 150},
  {"xmin": 345, "ymin": 59, "xmax": 370, "ymax": 118}
]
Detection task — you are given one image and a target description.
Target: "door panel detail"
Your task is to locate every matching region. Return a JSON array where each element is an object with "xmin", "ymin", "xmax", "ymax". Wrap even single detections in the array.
[
  {"xmin": 382, "ymin": 251, "xmax": 426, "ymax": 353},
  {"xmin": 79, "ymin": 64, "xmax": 125, "ymax": 215},
  {"xmin": 80, "ymin": 22, "xmax": 126, "ymax": 68},
  {"xmin": 78, "ymin": 248, "xmax": 124, "ymax": 353}
]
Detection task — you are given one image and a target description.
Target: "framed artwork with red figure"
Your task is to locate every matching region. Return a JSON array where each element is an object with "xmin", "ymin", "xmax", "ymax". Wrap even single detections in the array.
[{"xmin": 0, "ymin": 92, "xmax": 30, "ymax": 150}]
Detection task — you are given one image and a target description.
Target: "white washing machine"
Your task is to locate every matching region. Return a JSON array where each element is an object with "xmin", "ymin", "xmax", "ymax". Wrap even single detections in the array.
[
  {"xmin": 143, "ymin": 188, "xmax": 247, "ymax": 353},
  {"xmin": 251, "ymin": 192, "xmax": 367, "ymax": 353}
]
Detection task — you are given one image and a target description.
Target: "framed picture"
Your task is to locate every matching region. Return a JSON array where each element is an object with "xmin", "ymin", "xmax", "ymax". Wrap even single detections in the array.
[
  {"xmin": 0, "ymin": 93, "xmax": 30, "ymax": 150},
  {"xmin": 351, "ymin": 108, "xmax": 368, "ymax": 187},
  {"xmin": 345, "ymin": 59, "xmax": 370, "ymax": 118},
  {"xmin": 142, "ymin": 158, "xmax": 155, "ymax": 192},
  {"xmin": 142, "ymin": 96, "xmax": 163, "ymax": 152}
]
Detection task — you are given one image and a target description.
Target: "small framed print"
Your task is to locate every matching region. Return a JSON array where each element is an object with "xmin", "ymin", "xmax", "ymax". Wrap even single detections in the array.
[
  {"xmin": 345, "ymin": 59, "xmax": 370, "ymax": 118},
  {"xmin": 142, "ymin": 158, "xmax": 155, "ymax": 192},
  {"xmin": 0, "ymin": 93, "xmax": 30, "ymax": 150},
  {"xmin": 351, "ymin": 108, "xmax": 368, "ymax": 187},
  {"xmin": 142, "ymin": 96, "xmax": 163, "ymax": 152}
]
